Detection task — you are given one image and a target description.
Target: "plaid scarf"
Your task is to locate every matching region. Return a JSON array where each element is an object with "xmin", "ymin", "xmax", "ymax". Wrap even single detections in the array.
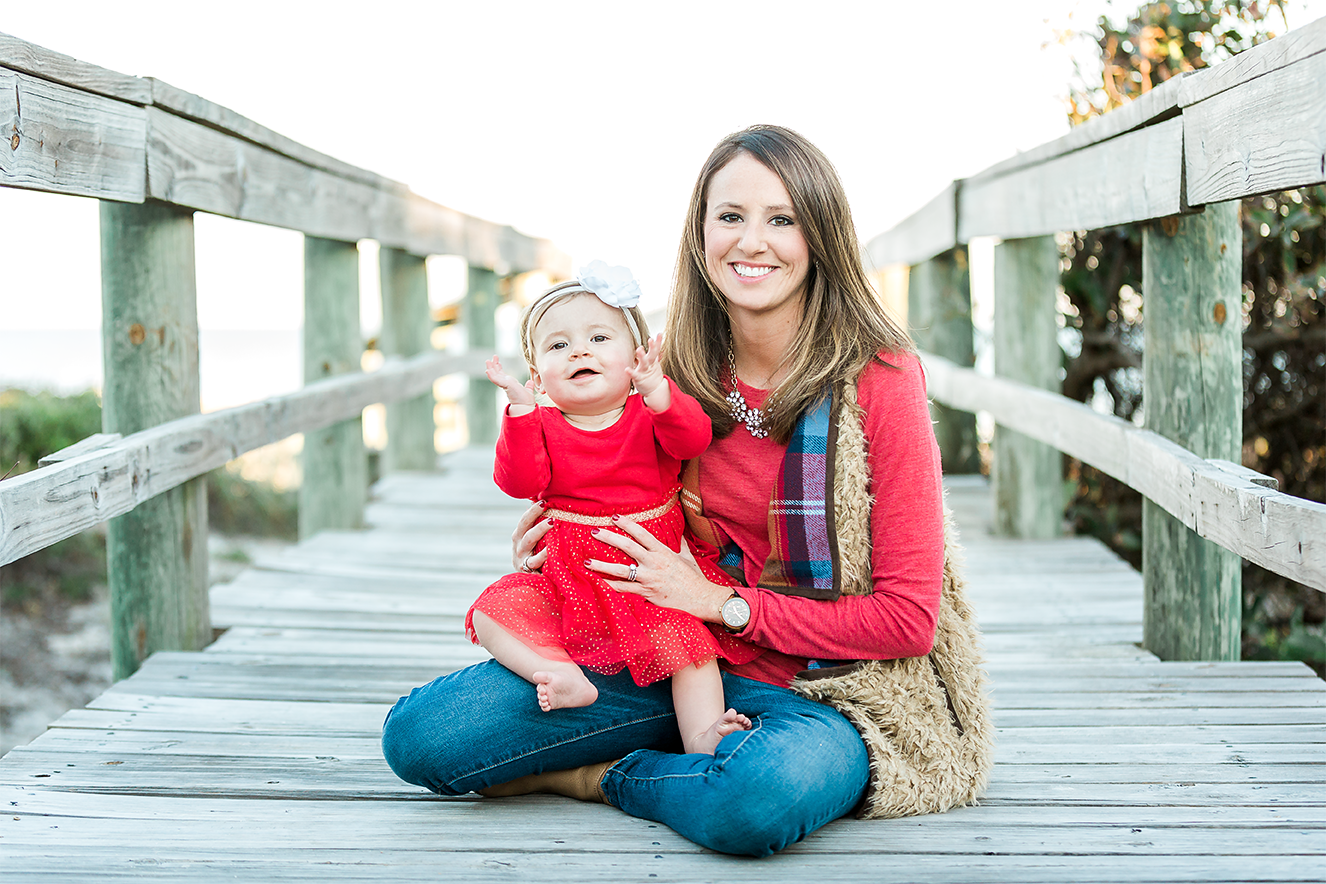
[{"xmin": 681, "ymin": 387, "xmax": 843, "ymax": 600}]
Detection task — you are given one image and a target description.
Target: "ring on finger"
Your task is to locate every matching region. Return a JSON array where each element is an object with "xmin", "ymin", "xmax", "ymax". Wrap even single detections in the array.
[
  {"xmin": 521, "ymin": 556, "xmax": 534, "ymax": 573},
  {"xmin": 627, "ymin": 563, "xmax": 639, "ymax": 582}
]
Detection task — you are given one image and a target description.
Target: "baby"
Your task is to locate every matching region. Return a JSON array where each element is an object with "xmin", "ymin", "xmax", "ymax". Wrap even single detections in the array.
[{"xmin": 466, "ymin": 263, "xmax": 760, "ymax": 754}]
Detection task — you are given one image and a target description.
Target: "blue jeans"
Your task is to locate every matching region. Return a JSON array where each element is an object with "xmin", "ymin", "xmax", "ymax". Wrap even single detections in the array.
[{"xmin": 381, "ymin": 660, "xmax": 869, "ymax": 857}]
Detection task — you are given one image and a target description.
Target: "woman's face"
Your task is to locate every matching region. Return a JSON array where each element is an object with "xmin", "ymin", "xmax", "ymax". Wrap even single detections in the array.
[{"xmin": 702, "ymin": 152, "xmax": 811, "ymax": 328}]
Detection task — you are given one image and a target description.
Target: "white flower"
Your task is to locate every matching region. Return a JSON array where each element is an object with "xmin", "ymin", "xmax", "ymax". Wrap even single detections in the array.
[{"xmin": 578, "ymin": 260, "xmax": 642, "ymax": 308}]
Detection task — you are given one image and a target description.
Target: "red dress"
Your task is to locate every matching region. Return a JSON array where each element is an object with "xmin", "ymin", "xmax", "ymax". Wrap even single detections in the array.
[{"xmin": 466, "ymin": 381, "xmax": 761, "ymax": 686}]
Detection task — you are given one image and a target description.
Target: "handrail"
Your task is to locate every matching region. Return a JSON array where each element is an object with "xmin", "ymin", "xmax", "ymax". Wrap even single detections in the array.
[
  {"xmin": 0, "ymin": 350, "xmax": 488, "ymax": 567},
  {"xmin": 867, "ymin": 15, "xmax": 1326, "ymax": 265},
  {"xmin": 921, "ymin": 353, "xmax": 1325, "ymax": 592},
  {"xmin": 0, "ymin": 32, "xmax": 569, "ymax": 275}
]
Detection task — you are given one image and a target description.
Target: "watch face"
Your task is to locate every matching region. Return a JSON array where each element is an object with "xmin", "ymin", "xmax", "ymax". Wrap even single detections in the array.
[{"xmin": 722, "ymin": 596, "xmax": 751, "ymax": 628}]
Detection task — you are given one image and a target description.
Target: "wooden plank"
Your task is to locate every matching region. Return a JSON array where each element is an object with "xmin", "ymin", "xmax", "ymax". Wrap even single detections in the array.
[
  {"xmin": 920, "ymin": 353, "xmax": 1326, "ymax": 591},
  {"xmin": 0, "ymin": 350, "xmax": 485, "ymax": 567},
  {"xmin": 865, "ymin": 182, "xmax": 958, "ymax": 268},
  {"xmin": 464, "ymin": 265, "xmax": 501, "ymax": 446},
  {"xmin": 1183, "ymin": 50, "xmax": 1326, "ymax": 205},
  {"xmin": 1179, "ymin": 15, "xmax": 1326, "ymax": 107},
  {"xmin": 1142, "ymin": 203, "xmax": 1244, "ymax": 659},
  {"xmin": 99, "ymin": 200, "xmax": 210, "ymax": 679},
  {"xmin": 907, "ymin": 248, "xmax": 979, "ymax": 473},
  {"xmin": 0, "ymin": 32, "xmax": 150, "ymax": 103},
  {"xmin": 958, "ymin": 117, "xmax": 1184, "ymax": 240},
  {"xmin": 147, "ymin": 77, "xmax": 394, "ymax": 189},
  {"xmin": 979, "ymin": 75, "xmax": 1186, "ymax": 179},
  {"xmin": 0, "ymin": 67, "xmax": 145, "ymax": 201}
]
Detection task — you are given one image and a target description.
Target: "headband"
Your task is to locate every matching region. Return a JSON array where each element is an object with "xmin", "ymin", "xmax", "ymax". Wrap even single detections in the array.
[{"xmin": 524, "ymin": 260, "xmax": 645, "ymax": 356}]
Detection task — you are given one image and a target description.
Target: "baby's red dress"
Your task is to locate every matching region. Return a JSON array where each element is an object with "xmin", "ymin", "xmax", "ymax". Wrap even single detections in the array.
[{"xmin": 465, "ymin": 382, "xmax": 761, "ymax": 686}]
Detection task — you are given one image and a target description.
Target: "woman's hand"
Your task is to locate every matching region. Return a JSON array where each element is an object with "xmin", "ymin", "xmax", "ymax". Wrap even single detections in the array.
[
  {"xmin": 588, "ymin": 514, "xmax": 731, "ymax": 623},
  {"xmin": 511, "ymin": 501, "xmax": 553, "ymax": 573}
]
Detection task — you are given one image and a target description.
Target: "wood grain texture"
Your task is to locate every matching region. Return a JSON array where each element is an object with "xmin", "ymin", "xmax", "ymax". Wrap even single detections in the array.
[
  {"xmin": 379, "ymin": 248, "xmax": 437, "ymax": 471},
  {"xmin": 959, "ymin": 117, "xmax": 1184, "ymax": 240},
  {"xmin": 1142, "ymin": 204, "xmax": 1244, "ymax": 660},
  {"xmin": 0, "ymin": 67, "xmax": 145, "ymax": 201},
  {"xmin": 0, "ymin": 350, "xmax": 484, "ymax": 566},
  {"xmin": 1183, "ymin": 49, "xmax": 1326, "ymax": 205},
  {"xmin": 1180, "ymin": 14, "xmax": 1326, "ymax": 107},
  {"xmin": 921, "ymin": 352, "xmax": 1326, "ymax": 591},
  {"xmin": 99, "ymin": 201, "xmax": 210, "ymax": 679},
  {"xmin": 0, "ymin": 31, "xmax": 150, "ymax": 103},
  {"xmin": 865, "ymin": 182, "xmax": 958, "ymax": 268},
  {"xmin": 464, "ymin": 265, "xmax": 501, "ymax": 446}
]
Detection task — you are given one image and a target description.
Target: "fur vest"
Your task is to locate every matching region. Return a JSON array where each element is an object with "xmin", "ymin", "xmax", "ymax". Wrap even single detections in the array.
[{"xmin": 787, "ymin": 381, "xmax": 994, "ymax": 819}]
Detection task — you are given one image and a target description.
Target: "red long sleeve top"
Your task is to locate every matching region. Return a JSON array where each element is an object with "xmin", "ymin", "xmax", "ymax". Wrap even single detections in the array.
[{"xmin": 698, "ymin": 351, "xmax": 946, "ymax": 687}]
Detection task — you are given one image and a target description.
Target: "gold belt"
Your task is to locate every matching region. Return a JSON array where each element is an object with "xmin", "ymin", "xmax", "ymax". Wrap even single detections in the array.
[{"xmin": 545, "ymin": 496, "xmax": 678, "ymax": 527}]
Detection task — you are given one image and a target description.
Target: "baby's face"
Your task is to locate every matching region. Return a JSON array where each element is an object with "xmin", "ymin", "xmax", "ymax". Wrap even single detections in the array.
[{"xmin": 529, "ymin": 293, "xmax": 638, "ymax": 418}]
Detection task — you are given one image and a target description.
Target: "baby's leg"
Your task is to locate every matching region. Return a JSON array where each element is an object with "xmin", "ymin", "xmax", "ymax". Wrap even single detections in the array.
[
  {"xmin": 470, "ymin": 610, "xmax": 598, "ymax": 711},
  {"xmin": 672, "ymin": 658, "xmax": 751, "ymax": 755}
]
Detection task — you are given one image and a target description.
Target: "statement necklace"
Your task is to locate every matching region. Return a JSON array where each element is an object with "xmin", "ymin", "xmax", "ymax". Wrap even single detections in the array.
[{"xmin": 726, "ymin": 347, "xmax": 772, "ymax": 439}]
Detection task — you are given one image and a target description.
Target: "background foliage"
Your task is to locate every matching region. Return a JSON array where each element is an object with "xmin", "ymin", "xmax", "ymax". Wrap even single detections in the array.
[{"xmin": 1057, "ymin": 0, "xmax": 1325, "ymax": 669}]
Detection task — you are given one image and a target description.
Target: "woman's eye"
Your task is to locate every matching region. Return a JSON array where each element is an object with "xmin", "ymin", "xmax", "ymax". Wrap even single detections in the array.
[
  {"xmin": 718, "ymin": 212, "xmax": 741, "ymax": 223},
  {"xmin": 770, "ymin": 215, "xmax": 795, "ymax": 227}
]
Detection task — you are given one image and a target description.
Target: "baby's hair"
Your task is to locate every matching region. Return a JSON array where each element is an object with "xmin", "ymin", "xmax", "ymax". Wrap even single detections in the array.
[{"xmin": 520, "ymin": 281, "xmax": 651, "ymax": 371}]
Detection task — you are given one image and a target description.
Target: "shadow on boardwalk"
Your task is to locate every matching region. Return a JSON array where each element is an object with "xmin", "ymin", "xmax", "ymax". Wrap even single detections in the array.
[{"xmin": 2, "ymin": 447, "xmax": 1323, "ymax": 881}]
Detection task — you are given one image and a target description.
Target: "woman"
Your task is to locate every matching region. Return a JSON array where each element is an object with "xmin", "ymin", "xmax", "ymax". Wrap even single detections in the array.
[{"xmin": 382, "ymin": 125, "xmax": 974, "ymax": 856}]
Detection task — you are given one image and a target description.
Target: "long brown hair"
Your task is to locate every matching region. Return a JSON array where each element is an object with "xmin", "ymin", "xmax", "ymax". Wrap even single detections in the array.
[{"xmin": 662, "ymin": 124, "xmax": 913, "ymax": 443}]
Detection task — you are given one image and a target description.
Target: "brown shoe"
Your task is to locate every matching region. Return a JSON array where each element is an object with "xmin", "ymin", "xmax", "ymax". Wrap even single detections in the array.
[{"xmin": 479, "ymin": 759, "xmax": 617, "ymax": 804}]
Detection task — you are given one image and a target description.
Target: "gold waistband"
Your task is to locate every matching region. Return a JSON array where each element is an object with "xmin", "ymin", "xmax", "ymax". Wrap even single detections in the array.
[{"xmin": 546, "ymin": 496, "xmax": 678, "ymax": 527}]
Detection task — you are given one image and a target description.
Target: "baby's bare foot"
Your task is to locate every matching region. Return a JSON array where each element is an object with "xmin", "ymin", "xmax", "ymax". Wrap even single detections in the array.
[
  {"xmin": 533, "ymin": 668, "xmax": 599, "ymax": 711},
  {"xmin": 686, "ymin": 708, "xmax": 752, "ymax": 755}
]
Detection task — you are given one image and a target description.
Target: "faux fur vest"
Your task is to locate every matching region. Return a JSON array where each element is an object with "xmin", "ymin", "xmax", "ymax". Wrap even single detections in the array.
[{"xmin": 732, "ymin": 380, "xmax": 995, "ymax": 819}]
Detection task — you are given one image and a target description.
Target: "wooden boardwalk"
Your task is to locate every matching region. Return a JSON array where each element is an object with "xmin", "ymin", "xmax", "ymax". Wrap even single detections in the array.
[{"xmin": 2, "ymin": 447, "xmax": 1323, "ymax": 881}]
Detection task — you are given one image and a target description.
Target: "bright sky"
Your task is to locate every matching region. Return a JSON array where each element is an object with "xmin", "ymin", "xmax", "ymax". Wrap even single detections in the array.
[{"xmin": 3, "ymin": 0, "xmax": 1323, "ymax": 334}]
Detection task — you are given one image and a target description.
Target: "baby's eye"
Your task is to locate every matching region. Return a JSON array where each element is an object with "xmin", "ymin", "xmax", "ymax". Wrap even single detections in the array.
[
  {"xmin": 549, "ymin": 341, "xmax": 567, "ymax": 351},
  {"xmin": 591, "ymin": 334, "xmax": 608, "ymax": 343}
]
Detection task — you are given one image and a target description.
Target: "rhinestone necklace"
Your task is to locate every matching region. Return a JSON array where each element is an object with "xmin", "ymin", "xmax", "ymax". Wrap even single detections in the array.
[{"xmin": 725, "ymin": 347, "xmax": 773, "ymax": 439}]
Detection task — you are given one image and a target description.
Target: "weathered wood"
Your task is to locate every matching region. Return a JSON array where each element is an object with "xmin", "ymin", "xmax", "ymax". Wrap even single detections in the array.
[
  {"xmin": 379, "ymin": 248, "xmax": 436, "ymax": 471},
  {"xmin": 992, "ymin": 236, "xmax": 1061, "ymax": 538},
  {"xmin": 1179, "ymin": 14, "xmax": 1326, "ymax": 107},
  {"xmin": 0, "ymin": 31, "xmax": 150, "ymax": 103},
  {"xmin": 0, "ymin": 67, "xmax": 145, "ymax": 202},
  {"xmin": 1183, "ymin": 49, "xmax": 1326, "ymax": 205},
  {"xmin": 464, "ymin": 265, "xmax": 501, "ymax": 446},
  {"xmin": 99, "ymin": 200, "xmax": 210, "ymax": 681},
  {"xmin": 979, "ymin": 75, "xmax": 1187, "ymax": 179},
  {"xmin": 1142, "ymin": 203, "xmax": 1243, "ymax": 660},
  {"xmin": 959, "ymin": 117, "xmax": 1184, "ymax": 240},
  {"xmin": 866, "ymin": 182, "xmax": 958, "ymax": 268},
  {"xmin": 0, "ymin": 351, "xmax": 484, "ymax": 567},
  {"xmin": 908, "ymin": 248, "xmax": 978, "ymax": 473},
  {"xmin": 36, "ymin": 433, "xmax": 121, "ymax": 467},
  {"xmin": 919, "ymin": 353, "xmax": 1326, "ymax": 591},
  {"xmin": 300, "ymin": 237, "xmax": 366, "ymax": 538}
]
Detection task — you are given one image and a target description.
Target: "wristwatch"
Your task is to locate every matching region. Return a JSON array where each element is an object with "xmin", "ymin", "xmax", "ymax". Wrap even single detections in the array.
[{"xmin": 720, "ymin": 591, "xmax": 751, "ymax": 634}]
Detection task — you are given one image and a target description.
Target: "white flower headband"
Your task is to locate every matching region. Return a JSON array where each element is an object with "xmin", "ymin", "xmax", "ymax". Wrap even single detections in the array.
[{"xmin": 523, "ymin": 260, "xmax": 645, "ymax": 357}]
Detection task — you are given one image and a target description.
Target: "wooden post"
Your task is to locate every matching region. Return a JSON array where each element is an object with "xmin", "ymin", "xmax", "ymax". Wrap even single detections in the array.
[
  {"xmin": 992, "ymin": 235, "xmax": 1063, "ymax": 538},
  {"xmin": 465, "ymin": 265, "xmax": 500, "ymax": 447},
  {"xmin": 1142, "ymin": 204, "xmax": 1243, "ymax": 661},
  {"xmin": 99, "ymin": 200, "xmax": 210, "ymax": 680},
  {"xmin": 909, "ymin": 247, "xmax": 980, "ymax": 474},
  {"xmin": 300, "ymin": 236, "xmax": 367, "ymax": 538},
  {"xmin": 379, "ymin": 247, "xmax": 436, "ymax": 471}
]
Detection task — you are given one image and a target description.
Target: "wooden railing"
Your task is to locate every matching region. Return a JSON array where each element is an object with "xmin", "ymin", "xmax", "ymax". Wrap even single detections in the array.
[
  {"xmin": 0, "ymin": 33, "xmax": 569, "ymax": 678},
  {"xmin": 867, "ymin": 17, "xmax": 1326, "ymax": 661}
]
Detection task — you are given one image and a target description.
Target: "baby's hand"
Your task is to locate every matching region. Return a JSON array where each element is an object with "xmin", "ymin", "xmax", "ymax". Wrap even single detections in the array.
[
  {"xmin": 486, "ymin": 356, "xmax": 536, "ymax": 409},
  {"xmin": 627, "ymin": 333, "xmax": 666, "ymax": 398}
]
